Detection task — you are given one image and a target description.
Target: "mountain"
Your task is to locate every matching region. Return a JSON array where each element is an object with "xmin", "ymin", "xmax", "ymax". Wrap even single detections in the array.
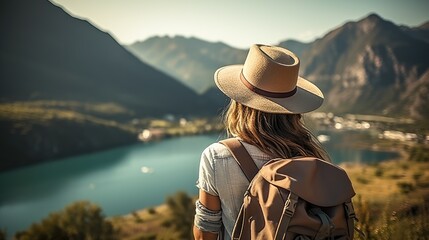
[
  {"xmin": 0, "ymin": 0, "xmax": 208, "ymax": 116},
  {"xmin": 126, "ymin": 36, "xmax": 247, "ymax": 94},
  {"xmin": 126, "ymin": 14, "xmax": 429, "ymax": 121},
  {"xmin": 278, "ymin": 39, "xmax": 311, "ymax": 58},
  {"xmin": 300, "ymin": 13, "xmax": 429, "ymax": 119},
  {"xmin": 0, "ymin": 0, "xmax": 213, "ymax": 171},
  {"xmin": 400, "ymin": 21, "xmax": 429, "ymax": 43}
]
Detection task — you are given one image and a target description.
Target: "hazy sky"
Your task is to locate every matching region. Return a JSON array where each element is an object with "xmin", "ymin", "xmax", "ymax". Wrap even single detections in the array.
[{"xmin": 50, "ymin": 0, "xmax": 428, "ymax": 48}]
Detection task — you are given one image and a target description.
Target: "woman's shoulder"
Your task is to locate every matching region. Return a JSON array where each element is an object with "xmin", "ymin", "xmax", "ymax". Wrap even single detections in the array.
[
  {"xmin": 202, "ymin": 142, "xmax": 232, "ymax": 160},
  {"xmin": 202, "ymin": 139, "xmax": 272, "ymax": 162}
]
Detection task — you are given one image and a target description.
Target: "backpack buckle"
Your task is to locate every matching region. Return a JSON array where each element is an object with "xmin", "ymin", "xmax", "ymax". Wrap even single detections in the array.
[{"xmin": 284, "ymin": 193, "xmax": 298, "ymax": 217}]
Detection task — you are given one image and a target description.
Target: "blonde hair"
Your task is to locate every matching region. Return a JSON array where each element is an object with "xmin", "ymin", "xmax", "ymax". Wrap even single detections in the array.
[{"xmin": 224, "ymin": 100, "xmax": 330, "ymax": 162}]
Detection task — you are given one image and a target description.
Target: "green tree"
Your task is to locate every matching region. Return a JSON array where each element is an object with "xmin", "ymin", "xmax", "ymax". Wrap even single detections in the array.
[
  {"xmin": 164, "ymin": 191, "xmax": 195, "ymax": 240},
  {"xmin": 15, "ymin": 201, "xmax": 118, "ymax": 240}
]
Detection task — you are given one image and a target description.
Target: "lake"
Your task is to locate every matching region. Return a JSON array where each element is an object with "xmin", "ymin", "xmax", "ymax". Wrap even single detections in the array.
[{"xmin": 0, "ymin": 133, "xmax": 398, "ymax": 236}]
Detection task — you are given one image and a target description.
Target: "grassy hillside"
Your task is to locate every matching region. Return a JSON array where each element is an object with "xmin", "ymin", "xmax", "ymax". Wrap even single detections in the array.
[
  {"xmin": 0, "ymin": 101, "xmax": 138, "ymax": 170},
  {"xmin": 344, "ymin": 155, "xmax": 429, "ymax": 238}
]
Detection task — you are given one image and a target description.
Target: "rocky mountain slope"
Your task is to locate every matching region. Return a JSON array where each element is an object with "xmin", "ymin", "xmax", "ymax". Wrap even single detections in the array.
[
  {"xmin": 301, "ymin": 14, "xmax": 429, "ymax": 118},
  {"xmin": 127, "ymin": 14, "xmax": 429, "ymax": 120}
]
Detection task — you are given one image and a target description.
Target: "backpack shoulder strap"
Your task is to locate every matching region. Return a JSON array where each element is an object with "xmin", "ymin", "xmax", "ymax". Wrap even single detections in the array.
[{"xmin": 219, "ymin": 138, "xmax": 259, "ymax": 182}]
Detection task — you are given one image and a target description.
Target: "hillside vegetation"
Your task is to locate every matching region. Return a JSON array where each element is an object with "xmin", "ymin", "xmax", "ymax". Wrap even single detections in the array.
[{"xmin": 0, "ymin": 101, "xmax": 137, "ymax": 170}]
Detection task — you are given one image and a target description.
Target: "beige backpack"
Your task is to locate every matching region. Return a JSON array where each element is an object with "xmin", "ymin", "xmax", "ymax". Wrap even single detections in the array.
[{"xmin": 220, "ymin": 138, "xmax": 359, "ymax": 240}]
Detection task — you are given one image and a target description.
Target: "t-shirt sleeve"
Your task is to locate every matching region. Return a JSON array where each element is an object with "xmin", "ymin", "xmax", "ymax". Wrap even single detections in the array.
[{"xmin": 196, "ymin": 145, "xmax": 219, "ymax": 196}]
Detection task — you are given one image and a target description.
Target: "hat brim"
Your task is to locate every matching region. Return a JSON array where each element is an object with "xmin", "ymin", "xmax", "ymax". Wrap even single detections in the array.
[{"xmin": 215, "ymin": 65, "xmax": 324, "ymax": 114}]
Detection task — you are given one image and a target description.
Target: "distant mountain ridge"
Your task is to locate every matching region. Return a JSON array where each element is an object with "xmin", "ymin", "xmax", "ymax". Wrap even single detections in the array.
[
  {"xmin": 0, "ymin": 0, "xmax": 213, "ymax": 171},
  {"xmin": 400, "ymin": 21, "xmax": 429, "ymax": 43},
  {"xmin": 126, "ymin": 36, "xmax": 247, "ymax": 94},
  {"xmin": 127, "ymin": 14, "xmax": 429, "ymax": 121},
  {"xmin": 278, "ymin": 39, "xmax": 311, "ymax": 58}
]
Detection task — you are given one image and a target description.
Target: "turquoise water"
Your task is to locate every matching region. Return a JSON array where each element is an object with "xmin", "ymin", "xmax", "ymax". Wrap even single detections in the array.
[{"xmin": 0, "ymin": 133, "xmax": 397, "ymax": 236}]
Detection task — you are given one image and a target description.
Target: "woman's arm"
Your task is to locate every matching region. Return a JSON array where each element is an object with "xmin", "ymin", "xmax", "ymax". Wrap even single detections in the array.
[{"xmin": 193, "ymin": 189, "xmax": 222, "ymax": 240}]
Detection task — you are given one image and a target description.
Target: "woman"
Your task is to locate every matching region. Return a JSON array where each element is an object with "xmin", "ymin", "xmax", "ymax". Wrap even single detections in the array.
[{"xmin": 193, "ymin": 44, "xmax": 329, "ymax": 239}]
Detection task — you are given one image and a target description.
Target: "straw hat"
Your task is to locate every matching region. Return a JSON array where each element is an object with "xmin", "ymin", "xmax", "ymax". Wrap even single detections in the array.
[{"xmin": 214, "ymin": 44, "xmax": 324, "ymax": 114}]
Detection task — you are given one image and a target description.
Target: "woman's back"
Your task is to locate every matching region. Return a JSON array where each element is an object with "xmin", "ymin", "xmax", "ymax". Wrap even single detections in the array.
[{"xmin": 197, "ymin": 141, "xmax": 272, "ymax": 238}]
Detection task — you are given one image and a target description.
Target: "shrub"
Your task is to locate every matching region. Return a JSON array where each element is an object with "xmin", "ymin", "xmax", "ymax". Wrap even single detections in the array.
[
  {"xmin": 132, "ymin": 211, "xmax": 143, "ymax": 223},
  {"xmin": 353, "ymin": 196, "xmax": 373, "ymax": 239},
  {"xmin": 147, "ymin": 207, "xmax": 156, "ymax": 215},
  {"xmin": 408, "ymin": 145, "xmax": 429, "ymax": 162},
  {"xmin": 131, "ymin": 233, "xmax": 156, "ymax": 240},
  {"xmin": 397, "ymin": 182, "xmax": 415, "ymax": 194},
  {"xmin": 413, "ymin": 172, "xmax": 423, "ymax": 182},
  {"xmin": 15, "ymin": 201, "xmax": 118, "ymax": 240},
  {"xmin": 356, "ymin": 176, "xmax": 370, "ymax": 184},
  {"xmin": 400, "ymin": 163, "xmax": 409, "ymax": 170},
  {"xmin": 0, "ymin": 229, "xmax": 6, "ymax": 240},
  {"xmin": 164, "ymin": 191, "xmax": 195, "ymax": 240},
  {"xmin": 374, "ymin": 167, "xmax": 384, "ymax": 177},
  {"xmin": 387, "ymin": 173, "xmax": 403, "ymax": 180},
  {"xmin": 354, "ymin": 197, "xmax": 429, "ymax": 239}
]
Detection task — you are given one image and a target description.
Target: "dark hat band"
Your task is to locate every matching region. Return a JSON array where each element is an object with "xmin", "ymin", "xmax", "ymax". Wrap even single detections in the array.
[{"xmin": 240, "ymin": 71, "xmax": 297, "ymax": 98}]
